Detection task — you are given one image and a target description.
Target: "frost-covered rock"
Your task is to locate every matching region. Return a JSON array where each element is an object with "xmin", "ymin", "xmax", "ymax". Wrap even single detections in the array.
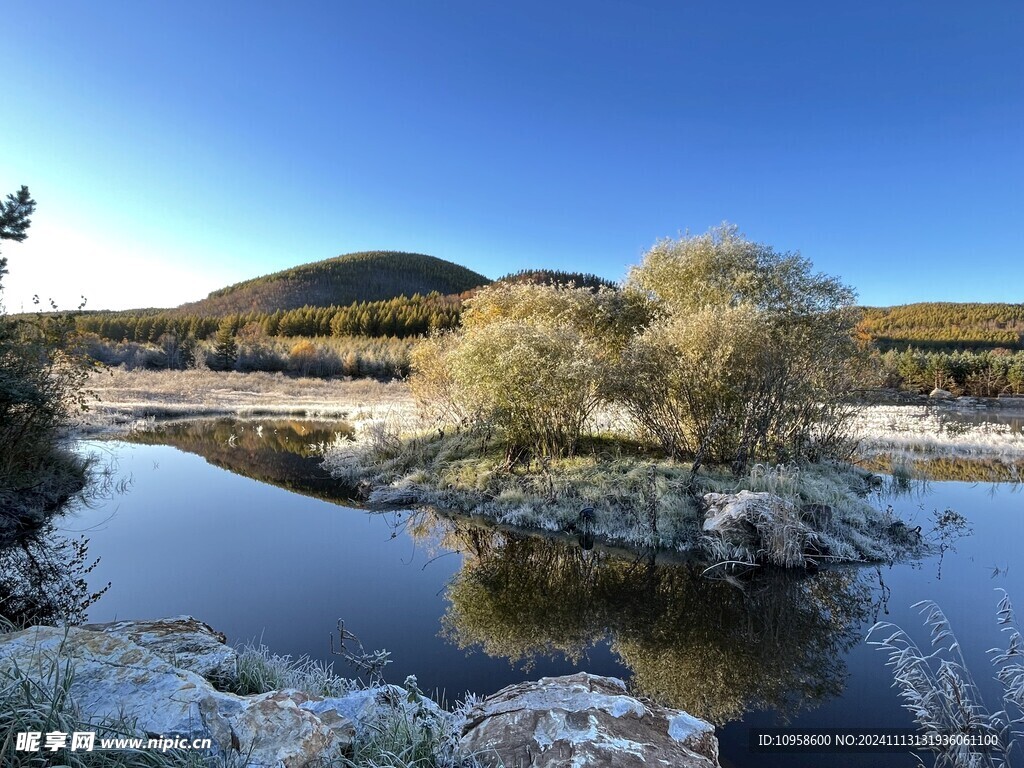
[
  {"xmin": 0, "ymin": 623, "xmax": 354, "ymax": 768},
  {"xmin": 459, "ymin": 672, "xmax": 719, "ymax": 768},
  {"xmin": 929, "ymin": 387, "xmax": 954, "ymax": 400},
  {"xmin": 84, "ymin": 615, "xmax": 238, "ymax": 685},
  {"xmin": 702, "ymin": 490, "xmax": 795, "ymax": 535},
  {"xmin": 312, "ymin": 682, "xmax": 443, "ymax": 739},
  {"xmin": 702, "ymin": 491, "xmax": 820, "ymax": 567}
]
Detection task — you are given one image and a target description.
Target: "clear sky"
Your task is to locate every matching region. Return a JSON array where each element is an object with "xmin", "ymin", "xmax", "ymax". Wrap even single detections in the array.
[{"xmin": 0, "ymin": 1, "xmax": 1020, "ymax": 311}]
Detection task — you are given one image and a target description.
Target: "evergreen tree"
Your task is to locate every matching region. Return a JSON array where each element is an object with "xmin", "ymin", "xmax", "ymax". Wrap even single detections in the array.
[
  {"xmin": 1, "ymin": 186, "xmax": 90, "ymax": 526},
  {"xmin": 212, "ymin": 319, "xmax": 238, "ymax": 370}
]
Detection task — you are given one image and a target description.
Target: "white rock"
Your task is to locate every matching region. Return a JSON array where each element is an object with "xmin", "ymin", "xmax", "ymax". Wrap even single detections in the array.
[
  {"xmin": 0, "ymin": 624, "xmax": 353, "ymax": 768},
  {"xmin": 460, "ymin": 672, "xmax": 719, "ymax": 768},
  {"xmin": 84, "ymin": 615, "xmax": 238, "ymax": 685},
  {"xmin": 701, "ymin": 490, "xmax": 795, "ymax": 534}
]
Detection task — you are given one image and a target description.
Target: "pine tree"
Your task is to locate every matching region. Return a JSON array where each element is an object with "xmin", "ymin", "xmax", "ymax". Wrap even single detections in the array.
[{"xmin": 212, "ymin": 319, "xmax": 237, "ymax": 370}]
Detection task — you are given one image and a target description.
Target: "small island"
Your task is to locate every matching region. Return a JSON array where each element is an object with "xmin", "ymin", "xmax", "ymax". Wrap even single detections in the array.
[{"xmin": 323, "ymin": 226, "xmax": 913, "ymax": 570}]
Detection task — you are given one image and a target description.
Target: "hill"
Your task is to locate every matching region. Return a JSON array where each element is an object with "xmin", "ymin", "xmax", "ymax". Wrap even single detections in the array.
[
  {"xmin": 859, "ymin": 302, "xmax": 1024, "ymax": 351},
  {"xmin": 178, "ymin": 251, "xmax": 491, "ymax": 315}
]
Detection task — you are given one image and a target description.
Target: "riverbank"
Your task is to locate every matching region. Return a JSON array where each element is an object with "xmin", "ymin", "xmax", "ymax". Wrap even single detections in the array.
[
  {"xmin": 0, "ymin": 616, "xmax": 721, "ymax": 768},
  {"xmin": 0, "ymin": 445, "xmax": 89, "ymax": 542},
  {"xmin": 71, "ymin": 369, "xmax": 1021, "ymax": 564},
  {"xmin": 78, "ymin": 368, "xmax": 415, "ymax": 435}
]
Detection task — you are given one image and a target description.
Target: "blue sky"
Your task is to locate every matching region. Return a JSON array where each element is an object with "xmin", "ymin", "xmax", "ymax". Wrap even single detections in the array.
[{"xmin": 0, "ymin": 1, "xmax": 1020, "ymax": 310}]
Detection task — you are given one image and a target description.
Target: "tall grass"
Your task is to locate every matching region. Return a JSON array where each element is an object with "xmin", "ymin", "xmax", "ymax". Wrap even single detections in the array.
[
  {"xmin": 868, "ymin": 592, "xmax": 1024, "ymax": 768},
  {"xmin": 228, "ymin": 642, "xmax": 481, "ymax": 768},
  {"xmin": 230, "ymin": 643, "xmax": 356, "ymax": 698},
  {"xmin": 340, "ymin": 677, "xmax": 482, "ymax": 768}
]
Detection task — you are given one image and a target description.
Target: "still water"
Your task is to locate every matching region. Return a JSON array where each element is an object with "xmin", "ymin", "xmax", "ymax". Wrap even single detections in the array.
[{"xmin": 17, "ymin": 419, "xmax": 1024, "ymax": 767}]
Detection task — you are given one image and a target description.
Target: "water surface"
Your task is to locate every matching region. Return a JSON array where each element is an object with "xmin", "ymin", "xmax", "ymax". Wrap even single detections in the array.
[{"xmin": 10, "ymin": 417, "xmax": 1024, "ymax": 767}]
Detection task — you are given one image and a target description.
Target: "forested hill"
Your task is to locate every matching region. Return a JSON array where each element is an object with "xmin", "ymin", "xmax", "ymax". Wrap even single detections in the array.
[
  {"xmin": 177, "ymin": 251, "xmax": 491, "ymax": 315},
  {"xmin": 859, "ymin": 302, "xmax": 1024, "ymax": 350}
]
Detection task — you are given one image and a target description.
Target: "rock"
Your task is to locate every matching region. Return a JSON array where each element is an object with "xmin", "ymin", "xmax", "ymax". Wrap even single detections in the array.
[
  {"xmin": 702, "ymin": 491, "xmax": 818, "ymax": 567},
  {"xmin": 0, "ymin": 624, "xmax": 354, "ymax": 768},
  {"xmin": 459, "ymin": 672, "xmax": 719, "ymax": 768},
  {"xmin": 702, "ymin": 490, "xmax": 795, "ymax": 534},
  {"xmin": 929, "ymin": 388, "xmax": 954, "ymax": 400},
  {"xmin": 84, "ymin": 615, "xmax": 238, "ymax": 686},
  {"xmin": 202, "ymin": 689, "xmax": 355, "ymax": 765},
  {"xmin": 955, "ymin": 396, "xmax": 982, "ymax": 407},
  {"xmin": 312, "ymin": 682, "xmax": 443, "ymax": 739}
]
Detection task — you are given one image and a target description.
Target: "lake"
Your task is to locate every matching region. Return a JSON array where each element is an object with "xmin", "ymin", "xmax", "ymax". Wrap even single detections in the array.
[{"xmin": 11, "ymin": 416, "xmax": 1024, "ymax": 767}]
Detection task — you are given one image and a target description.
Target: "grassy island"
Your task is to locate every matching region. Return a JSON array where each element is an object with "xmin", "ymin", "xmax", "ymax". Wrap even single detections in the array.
[{"xmin": 324, "ymin": 226, "xmax": 917, "ymax": 569}]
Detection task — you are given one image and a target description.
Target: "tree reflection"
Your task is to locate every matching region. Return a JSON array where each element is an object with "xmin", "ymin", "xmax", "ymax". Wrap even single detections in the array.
[
  {"xmin": 0, "ymin": 525, "xmax": 109, "ymax": 627},
  {"xmin": 126, "ymin": 419, "xmax": 359, "ymax": 504},
  {"xmin": 437, "ymin": 517, "xmax": 875, "ymax": 725}
]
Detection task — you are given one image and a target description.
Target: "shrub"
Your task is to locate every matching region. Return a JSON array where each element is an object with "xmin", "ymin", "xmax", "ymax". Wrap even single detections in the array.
[
  {"xmin": 411, "ymin": 283, "xmax": 633, "ymax": 458},
  {"xmin": 1, "ymin": 187, "xmax": 92, "ymax": 527},
  {"xmin": 450, "ymin": 319, "xmax": 603, "ymax": 458},
  {"xmin": 409, "ymin": 332, "xmax": 466, "ymax": 425},
  {"xmin": 619, "ymin": 224, "xmax": 860, "ymax": 469}
]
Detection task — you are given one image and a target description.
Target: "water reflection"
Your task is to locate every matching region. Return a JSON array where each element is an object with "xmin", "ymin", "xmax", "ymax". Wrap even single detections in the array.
[
  {"xmin": 125, "ymin": 419, "xmax": 358, "ymax": 503},
  {"xmin": 0, "ymin": 525, "xmax": 109, "ymax": 627},
  {"xmin": 864, "ymin": 454, "xmax": 1024, "ymax": 484},
  {"xmin": 432, "ymin": 516, "xmax": 876, "ymax": 725}
]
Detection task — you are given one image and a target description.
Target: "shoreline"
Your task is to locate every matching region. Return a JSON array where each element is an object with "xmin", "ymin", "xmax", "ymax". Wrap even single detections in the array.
[{"xmin": 69, "ymin": 369, "xmax": 1024, "ymax": 567}]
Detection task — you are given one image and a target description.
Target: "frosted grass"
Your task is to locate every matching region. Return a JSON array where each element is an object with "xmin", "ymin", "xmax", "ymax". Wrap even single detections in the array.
[{"xmin": 853, "ymin": 406, "xmax": 1024, "ymax": 461}]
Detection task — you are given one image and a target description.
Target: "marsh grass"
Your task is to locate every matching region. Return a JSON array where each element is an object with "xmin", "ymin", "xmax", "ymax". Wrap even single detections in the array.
[
  {"xmin": 323, "ymin": 424, "xmax": 898, "ymax": 565},
  {"xmin": 77, "ymin": 369, "xmax": 414, "ymax": 434},
  {"xmin": 231, "ymin": 643, "xmax": 357, "ymax": 698},
  {"xmin": 868, "ymin": 593, "xmax": 1024, "ymax": 768}
]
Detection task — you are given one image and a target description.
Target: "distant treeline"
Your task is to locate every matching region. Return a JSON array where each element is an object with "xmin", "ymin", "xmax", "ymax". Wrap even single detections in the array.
[
  {"xmin": 75, "ymin": 270, "xmax": 618, "ymax": 343},
  {"xmin": 498, "ymin": 269, "xmax": 618, "ymax": 291},
  {"xmin": 76, "ymin": 292, "xmax": 464, "ymax": 342},
  {"xmin": 860, "ymin": 303, "xmax": 1024, "ymax": 351},
  {"xmin": 84, "ymin": 334, "xmax": 414, "ymax": 379},
  {"xmin": 871, "ymin": 348, "xmax": 1024, "ymax": 396}
]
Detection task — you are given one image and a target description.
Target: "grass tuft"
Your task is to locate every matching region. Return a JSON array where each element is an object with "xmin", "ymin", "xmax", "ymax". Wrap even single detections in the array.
[{"xmin": 868, "ymin": 592, "xmax": 1024, "ymax": 768}]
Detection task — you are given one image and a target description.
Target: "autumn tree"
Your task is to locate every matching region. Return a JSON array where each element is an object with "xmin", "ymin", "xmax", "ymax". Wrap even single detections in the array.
[{"xmin": 620, "ymin": 224, "xmax": 861, "ymax": 470}]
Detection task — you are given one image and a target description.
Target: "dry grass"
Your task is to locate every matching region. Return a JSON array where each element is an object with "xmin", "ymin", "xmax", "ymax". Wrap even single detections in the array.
[
  {"xmin": 77, "ymin": 368, "xmax": 416, "ymax": 435},
  {"xmin": 868, "ymin": 593, "xmax": 1024, "ymax": 767}
]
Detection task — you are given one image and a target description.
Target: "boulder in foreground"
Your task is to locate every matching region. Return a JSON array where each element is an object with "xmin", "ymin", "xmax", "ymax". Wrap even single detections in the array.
[{"xmin": 459, "ymin": 672, "xmax": 720, "ymax": 768}]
